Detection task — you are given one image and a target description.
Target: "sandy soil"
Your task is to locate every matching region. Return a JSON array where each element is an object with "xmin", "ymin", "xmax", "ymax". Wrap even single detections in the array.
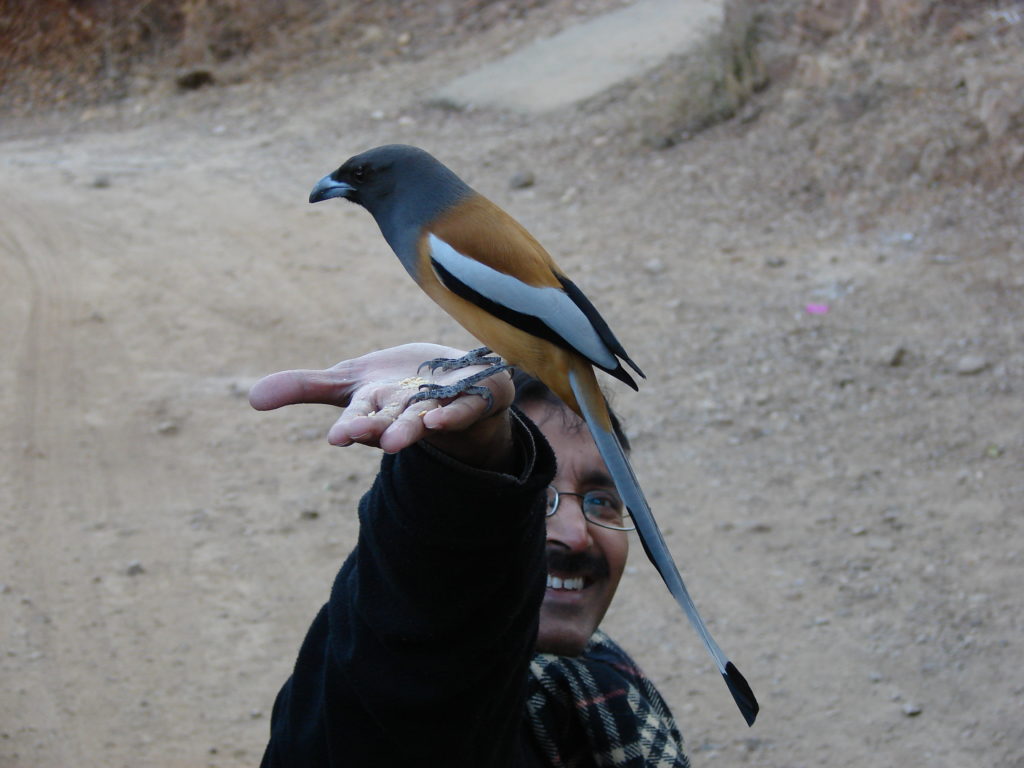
[{"xmin": 1, "ymin": 3, "xmax": 1022, "ymax": 767}]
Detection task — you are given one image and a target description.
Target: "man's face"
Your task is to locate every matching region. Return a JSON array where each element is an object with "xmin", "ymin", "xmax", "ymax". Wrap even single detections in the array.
[{"xmin": 523, "ymin": 402, "xmax": 629, "ymax": 656}]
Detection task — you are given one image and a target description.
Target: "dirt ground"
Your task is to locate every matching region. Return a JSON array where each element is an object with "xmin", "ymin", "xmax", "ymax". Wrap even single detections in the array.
[{"xmin": 1, "ymin": 2, "xmax": 1022, "ymax": 766}]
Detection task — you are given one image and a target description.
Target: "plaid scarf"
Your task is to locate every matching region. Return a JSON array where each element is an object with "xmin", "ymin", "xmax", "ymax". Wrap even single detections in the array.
[{"xmin": 526, "ymin": 631, "xmax": 690, "ymax": 768}]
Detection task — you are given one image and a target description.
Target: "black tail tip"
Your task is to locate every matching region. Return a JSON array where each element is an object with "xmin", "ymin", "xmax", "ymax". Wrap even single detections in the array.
[{"xmin": 723, "ymin": 662, "xmax": 759, "ymax": 726}]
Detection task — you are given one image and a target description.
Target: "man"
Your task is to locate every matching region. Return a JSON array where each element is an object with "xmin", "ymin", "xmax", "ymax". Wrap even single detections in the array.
[{"xmin": 252, "ymin": 343, "xmax": 688, "ymax": 767}]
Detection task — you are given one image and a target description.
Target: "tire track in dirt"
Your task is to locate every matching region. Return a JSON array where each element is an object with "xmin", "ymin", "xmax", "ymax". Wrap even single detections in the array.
[
  {"xmin": 0, "ymin": 188, "xmax": 139, "ymax": 767},
  {"xmin": 1, "ymin": 187, "xmax": 84, "ymax": 766}
]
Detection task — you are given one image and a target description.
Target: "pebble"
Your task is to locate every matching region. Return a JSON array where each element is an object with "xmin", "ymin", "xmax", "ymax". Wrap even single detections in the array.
[
  {"xmin": 879, "ymin": 344, "xmax": 907, "ymax": 367},
  {"xmin": 955, "ymin": 355, "xmax": 990, "ymax": 375},
  {"xmin": 902, "ymin": 702, "xmax": 923, "ymax": 717},
  {"xmin": 176, "ymin": 69, "xmax": 214, "ymax": 91},
  {"xmin": 509, "ymin": 170, "xmax": 535, "ymax": 189},
  {"xmin": 125, "ymin": 561, "xmax": 145, "ymax": 576},
  {"xmin": 227, "ymin": 379, "xmax": 253, "ymax": 398}
]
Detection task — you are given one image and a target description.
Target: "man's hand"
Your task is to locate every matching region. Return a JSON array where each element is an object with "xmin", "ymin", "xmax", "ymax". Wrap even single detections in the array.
[{"xmin": 249, "ymin": 344, "xmax": 517, "ymax": 470}]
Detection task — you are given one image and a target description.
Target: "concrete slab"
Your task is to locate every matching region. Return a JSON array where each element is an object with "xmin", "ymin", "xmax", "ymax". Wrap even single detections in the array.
[{"xmin": 433, "ymin": 0, "xmax": 723, "ymax": 113}]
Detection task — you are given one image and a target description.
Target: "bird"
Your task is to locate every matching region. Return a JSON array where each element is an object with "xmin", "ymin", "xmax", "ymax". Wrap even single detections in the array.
[{"xmin": 308, "ymin": 144, "xmax": 758, "ymax": 726}]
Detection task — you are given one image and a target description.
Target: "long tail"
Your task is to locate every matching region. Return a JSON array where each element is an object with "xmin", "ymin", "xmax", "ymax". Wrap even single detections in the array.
[{"xmin": 568, "ymin": 365, "xmax": 759, "ymax": 726}]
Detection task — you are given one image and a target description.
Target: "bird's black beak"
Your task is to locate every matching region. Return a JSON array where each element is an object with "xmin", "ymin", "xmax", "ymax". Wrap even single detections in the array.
[{"xmin": 309, "ymin": 174, "xmax": 355, "ymax": 204}]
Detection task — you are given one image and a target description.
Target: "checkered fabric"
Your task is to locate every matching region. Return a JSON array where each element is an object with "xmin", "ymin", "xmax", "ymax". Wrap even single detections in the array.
[{"xmin": 526, "ymin": 631, "xmax": 690, "ymax": 767}]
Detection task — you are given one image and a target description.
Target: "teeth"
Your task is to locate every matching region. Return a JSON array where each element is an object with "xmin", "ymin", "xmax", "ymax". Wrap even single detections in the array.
[{"xmin": 546, "ymin": 574, "xmax": 585, "ymax": 591}]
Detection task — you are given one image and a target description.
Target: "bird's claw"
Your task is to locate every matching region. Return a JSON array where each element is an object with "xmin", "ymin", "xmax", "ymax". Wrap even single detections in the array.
[
  {"xmin": 416, "ymin": 346, "xmax": 502, "ymax": 375},
  {"xmin": 407, "ymin": 361, "xmax": 511, "ymax": 413}
]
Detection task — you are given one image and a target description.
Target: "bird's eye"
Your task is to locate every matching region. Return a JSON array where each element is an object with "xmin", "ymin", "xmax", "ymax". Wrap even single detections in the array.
[{"xmin": 352, "ymin": 165, "xmax": 368, "ymax": 183}]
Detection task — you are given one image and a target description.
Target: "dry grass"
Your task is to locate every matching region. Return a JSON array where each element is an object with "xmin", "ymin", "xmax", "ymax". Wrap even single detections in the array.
[
  {"xmin": 0, "ymin": 0, "xmax": 552, "ymax": 116},
  {"xmin": 1, "ymin": 0, "xmax": 186, "ymax": 108},
  {"xmin": 667, "ymin": 0, "xmax": 769, "ymax": 141}
]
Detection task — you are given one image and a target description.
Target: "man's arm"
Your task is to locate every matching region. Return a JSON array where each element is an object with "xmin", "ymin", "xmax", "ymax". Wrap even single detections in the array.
[{"xmin": 253, "ymin": 344, "xmax": 555, "ymax": 768}]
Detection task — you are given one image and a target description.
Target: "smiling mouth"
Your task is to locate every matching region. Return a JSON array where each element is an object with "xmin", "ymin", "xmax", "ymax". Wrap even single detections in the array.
[{"xmin": 546, "ymin": 574, "xmax": 588, "ymax": 591}]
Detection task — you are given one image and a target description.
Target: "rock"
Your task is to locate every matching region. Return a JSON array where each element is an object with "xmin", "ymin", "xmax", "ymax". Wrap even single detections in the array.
[
  {"xmin": 949, "ymin": 19, "xmax": 985, "ymax": 43},
  {"xmin": 642, "ymin": 258, "xmax": 665, "ymax": 275},
  {"xmin": 176, "ymin": 69, "xmax": 215, "ymax": 91},
  {"xmin": 738, "ymin": 102, "xmax": 762, "ymax": 124},
  {"xmin": 91, "ymin": 175, "xmax": 112, "ymax": 189},
  {"xmin": 643, "ymin": 131, "xmax": 677, "ymax": 150},
  {"xmin": 764, "ymin": 255, "xmax": 786, "ymax": 268},
  {"xmin": 509, "ymin": 170, "xmax": 535, "ymax": 189},
  {"xmin": 227, "ymin": 379, "xmax": 252, "ymax": 398},
  {"xmin": 1007, "ymin": 144, "xmax": 1024, "ymax": 172},
  {"xmin": 955, "ymin": 355, "xmax": 989, "ymax": 375},
  {"xmin": 125, "ymin": 561, "xmax": 145, "ymax": 576},
  {"xmin": 918, "ymin": 139, "xmax": 947, "ymax": 181},
  {"xmin": 902, "ymin": 702, "xmax": 923, "ymax": 717},
  {"xmin": 879, "ymin": 344, "xmax": 908, "ymax": 367},
  {"xmin": 978, "ymin": 86, "xmax": 1015, "ymax": 140}
]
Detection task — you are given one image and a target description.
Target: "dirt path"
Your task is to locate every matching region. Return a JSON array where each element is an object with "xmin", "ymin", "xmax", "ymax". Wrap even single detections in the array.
[{"xmin": 2, "ymin": 4, "xmax": 1023, "ymax": 767}]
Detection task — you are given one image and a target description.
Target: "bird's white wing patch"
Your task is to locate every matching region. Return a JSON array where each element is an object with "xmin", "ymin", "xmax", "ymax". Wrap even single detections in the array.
[{"xmin": 427, "ymin": 233, "xmax": 616, "ymax": 369}]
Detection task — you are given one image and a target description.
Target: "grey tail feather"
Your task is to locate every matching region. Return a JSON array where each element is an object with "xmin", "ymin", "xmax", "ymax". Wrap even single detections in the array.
[{"xmin": 569, "ymin": 368, "xmax": 759, "ymax": 726}]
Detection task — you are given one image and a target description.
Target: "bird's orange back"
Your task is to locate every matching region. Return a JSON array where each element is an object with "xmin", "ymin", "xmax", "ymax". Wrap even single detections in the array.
[{"xmin": 429, "ymin": 195, "xmax": 566, "ymax": 290}]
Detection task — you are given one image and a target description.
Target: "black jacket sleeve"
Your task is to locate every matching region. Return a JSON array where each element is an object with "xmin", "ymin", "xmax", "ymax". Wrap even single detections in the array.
[{"xmin": 261, "ymin": 409, "xmax": 557, "ymax": 768}]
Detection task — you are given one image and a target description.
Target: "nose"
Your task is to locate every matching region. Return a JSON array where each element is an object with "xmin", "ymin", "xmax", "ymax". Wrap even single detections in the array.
[{"xmin": 545, "ymin": 494, "xmax": 593, "ymax": 552}]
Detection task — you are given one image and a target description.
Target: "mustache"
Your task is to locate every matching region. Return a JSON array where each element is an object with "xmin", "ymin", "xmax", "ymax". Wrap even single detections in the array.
[{"xmin": 545, "ymin": 548, "xmax": 609, "ymax": 580}]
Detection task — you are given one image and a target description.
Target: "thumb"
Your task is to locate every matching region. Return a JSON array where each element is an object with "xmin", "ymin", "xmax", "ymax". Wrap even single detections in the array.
[{"xmin": 249, "ymin": 369, "xmax": 356, "ymax": 411}]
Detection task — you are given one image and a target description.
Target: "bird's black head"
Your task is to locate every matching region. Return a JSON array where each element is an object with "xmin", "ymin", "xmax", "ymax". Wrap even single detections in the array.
[{"xmin": 308, "ymin": 145, "xmax": 472, "ymax": 223}]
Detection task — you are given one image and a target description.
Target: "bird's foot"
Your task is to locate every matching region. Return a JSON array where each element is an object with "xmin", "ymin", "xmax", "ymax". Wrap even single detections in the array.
[
  {"xmin": 408, "ymin": 363, "xmax": 511, "ymax": 412},
  {"xmin": 417, "ymin": 346, "xmax": 502, "ymax": 375}
]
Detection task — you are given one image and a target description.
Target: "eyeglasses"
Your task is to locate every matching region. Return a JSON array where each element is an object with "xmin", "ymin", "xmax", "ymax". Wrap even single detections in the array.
[{"xmin": 545, "ymin": 485, "xmax": 634, "ymax": 531}]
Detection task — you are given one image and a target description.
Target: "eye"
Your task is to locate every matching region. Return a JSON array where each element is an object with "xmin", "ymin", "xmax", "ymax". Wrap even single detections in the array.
[
  {"xmin": 583, "ymin": 490, "xmax": 624, "ymax": 522},
  {"xmin": 351, "ymin": 164, "xmax": 368, "ymax": 183}
]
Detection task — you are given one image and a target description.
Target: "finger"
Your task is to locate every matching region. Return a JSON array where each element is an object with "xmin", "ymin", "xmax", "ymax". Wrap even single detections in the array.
[
  {"xmin": 249, "ymin": 369, "xmax": 357, "ymax": 411},
  {"xmin": 327, "ymin": 393, "xmax": 390, "ymax": 446},
  {"xmin": 378, "ymin": 400, "xmax": 439, "ymax": 453},
  {"xmin": 421, "ymin": 390, "xmax": 494, "ymax": 432}
]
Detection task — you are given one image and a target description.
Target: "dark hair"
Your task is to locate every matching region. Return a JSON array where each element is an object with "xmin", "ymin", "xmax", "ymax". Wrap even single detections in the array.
[{"xmin": 511, "ymin": 369, "xmax": 631, "ymax": 452}]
